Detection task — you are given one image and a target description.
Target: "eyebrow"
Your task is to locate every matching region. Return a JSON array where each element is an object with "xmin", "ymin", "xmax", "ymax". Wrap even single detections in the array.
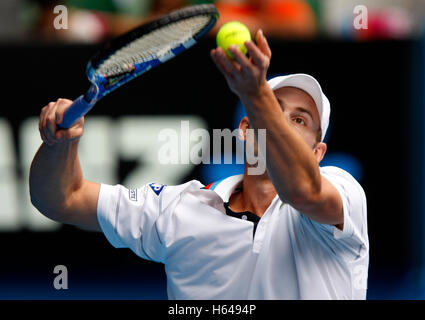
[
  {"xmin": 294, "ymin": 107, "xmax": 314, "ymax": 121},
  {"xmin": 276, "ymin": 97, "xmax": 314, "ymax": 121}
]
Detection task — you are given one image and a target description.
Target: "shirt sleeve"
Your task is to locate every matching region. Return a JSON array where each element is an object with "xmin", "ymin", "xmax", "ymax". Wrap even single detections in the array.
[
  {"xmin": 313, "ymin": 166, "xmax": 369, "ymax": 253},
  {"xmin": 96, "ymin": 180, "xmax": 203, "ymax": 263},
  {"xmin": 96, "ymin": 182, "xmax": 167, "ymax": 262}
]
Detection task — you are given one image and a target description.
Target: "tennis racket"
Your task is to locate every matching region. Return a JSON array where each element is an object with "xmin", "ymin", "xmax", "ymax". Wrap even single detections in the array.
[{"xmin": 58, "ymin": 4, "xmax": 219, "ymax": 129}]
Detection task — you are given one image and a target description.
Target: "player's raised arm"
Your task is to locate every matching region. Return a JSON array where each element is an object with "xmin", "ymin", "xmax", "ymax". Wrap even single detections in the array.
[
  {"xmin": 29, "ymin": 98, "xmax": 101, "ymax": 231},
  {"xmin": 211, "ymin": 30, "xmax": 343, "ymax": 227}
]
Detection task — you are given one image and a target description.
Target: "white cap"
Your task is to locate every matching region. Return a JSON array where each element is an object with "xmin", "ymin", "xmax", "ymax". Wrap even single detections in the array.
[{"xmin": 267, "ymin": 73, "xmax": 330, "ymax": 141}]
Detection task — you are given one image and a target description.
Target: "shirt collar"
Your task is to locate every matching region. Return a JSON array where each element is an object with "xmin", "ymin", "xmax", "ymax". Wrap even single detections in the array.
[{"xmin": 209, "ymin": 174, "xmax": 244, "ymax": 203}]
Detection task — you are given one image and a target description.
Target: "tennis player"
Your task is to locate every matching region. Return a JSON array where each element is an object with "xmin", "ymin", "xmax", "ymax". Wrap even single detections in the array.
[{"xmin": 29, "ymin": 30, "xmax": 368, "ymax": 299}]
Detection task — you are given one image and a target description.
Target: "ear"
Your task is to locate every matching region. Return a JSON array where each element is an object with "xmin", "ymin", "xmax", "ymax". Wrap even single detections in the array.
[
  {"xmin": 238, "ymin": 116, "xmax": 250, "ymax": 141},
  {"xmin": 313, "ymin": 142, "xmax": 327, "ymax": 163}
]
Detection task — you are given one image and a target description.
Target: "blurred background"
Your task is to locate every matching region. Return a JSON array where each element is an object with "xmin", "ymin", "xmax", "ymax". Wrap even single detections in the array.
[{"xmin": 0, "ymin": 0, "xmax": 425, "ymax": 299}]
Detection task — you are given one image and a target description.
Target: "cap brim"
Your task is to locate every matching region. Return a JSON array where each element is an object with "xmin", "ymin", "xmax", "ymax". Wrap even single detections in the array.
[{"xmin": 268, "ymin": 74, "xmax": 324, "ymax": 121}]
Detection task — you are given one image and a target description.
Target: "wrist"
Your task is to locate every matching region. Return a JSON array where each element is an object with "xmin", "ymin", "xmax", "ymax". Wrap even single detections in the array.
[
  {"xmin": 238, "ymin": 80, "xmax": 271, "ymax": 101},
  {"xmin": 43, "ymin": 138, "xmax": 80, "ymax": 155}
]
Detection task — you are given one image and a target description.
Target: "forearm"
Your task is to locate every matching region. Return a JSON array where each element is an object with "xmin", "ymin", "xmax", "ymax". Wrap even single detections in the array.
[
  {"xmin": 29, "ymin": 140, "xmax": 83, "ymax": 220},
  {"xmin": 239, "ymin": 84, "xmax": 322, "ymax": 204}
]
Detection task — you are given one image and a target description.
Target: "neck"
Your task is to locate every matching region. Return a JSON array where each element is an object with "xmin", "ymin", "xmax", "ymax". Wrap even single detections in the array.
[{"xmin": 229, "ymin": 168, "xmax": 277, "ymax": 218}]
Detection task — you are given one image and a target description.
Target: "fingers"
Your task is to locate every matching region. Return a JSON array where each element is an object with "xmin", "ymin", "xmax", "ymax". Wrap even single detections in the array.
[
  {"xmin": 210, "ymin": 47, "xmax": 240, "ymax": 78},
  {"xmin": 40, "ymin": 102, "xmax": 57, "ymax": 146},
  {"xmin": 255, "ymin": 29, "xmax": 272, "ymax": 60},
  {"xmin": 56, "ymin": 119, "xmax": 84, "ymax": 141},
  {"xmin": 228, "ymin": 45, "xmax": 252, "ymax": 70},
  {"xmin": 210, "ymin": 34, "xmax": 272, "ymax": 96},
  {"xmin": 39, "ymin": 105, "xmax": 50, "ymax": 145},
  {"xmin": 45, "ymin": 105, "xmax": 58, "ymax": 144},
  {"xmin": 55, "ymin": 98, "xmax": 73, "ymax": 126},
  {"xmin": 245, "ymin": 40, "xmax": 270, "ymax": 70},
  {"xmin": 212, "ymin": 45, "xmax": 256, "ymax": 80},
  {"xmin": 39, "ymin": 98, "xmax": 83, "ymax": 146},
  {"xmin": 210, "ymin": 48, "xmax": 230, "ymax": 76},
  {"xmin": 211, "ymin": 33, "xmax": 270, "ymax": 78}
]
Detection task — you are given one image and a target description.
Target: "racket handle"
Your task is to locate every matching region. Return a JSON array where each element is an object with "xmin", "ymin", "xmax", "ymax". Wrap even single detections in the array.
[{"xmin": 58, "ymin": 95, "xmax": 94, "ymax": 129}]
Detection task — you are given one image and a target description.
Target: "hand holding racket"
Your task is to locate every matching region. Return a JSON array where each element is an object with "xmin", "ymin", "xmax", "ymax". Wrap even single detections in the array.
[
  {"xmin": 52, "ymin": 4, "xmax": 218, "ymax": 130},
  {"xmin": 39, "ymin": 98, "xmax": 83, "ymax": 146}
]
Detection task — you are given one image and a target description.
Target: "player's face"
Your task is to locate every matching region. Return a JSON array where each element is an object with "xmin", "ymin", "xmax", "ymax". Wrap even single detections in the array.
[
  {"xmin": 273, "ymin": 86, "xmax": 321, "ymax": 149},
  {"xmin": 239, "ymin": 86, "xmax": 327, "ymax": 166}
]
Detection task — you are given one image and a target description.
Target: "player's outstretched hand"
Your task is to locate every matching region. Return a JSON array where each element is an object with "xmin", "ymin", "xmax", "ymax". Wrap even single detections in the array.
[
  {"xmin": 210, "ymin": 29, "xmax": 272, "ymax": 98},
  {"xmin": 39, "ymin": 98, "xmax": 84, "ymax": 146}
]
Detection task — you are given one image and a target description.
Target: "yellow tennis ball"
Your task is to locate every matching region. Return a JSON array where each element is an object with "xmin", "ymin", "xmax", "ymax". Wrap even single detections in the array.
[{"xmin": 216, "ymin": 21, "xmax": 251, "ymax": 59}]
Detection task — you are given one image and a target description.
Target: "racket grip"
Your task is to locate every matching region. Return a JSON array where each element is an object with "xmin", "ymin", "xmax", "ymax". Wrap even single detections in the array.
[{"xmin": 58, "ymin": 95, "xmax": 93, "ymax": 129}]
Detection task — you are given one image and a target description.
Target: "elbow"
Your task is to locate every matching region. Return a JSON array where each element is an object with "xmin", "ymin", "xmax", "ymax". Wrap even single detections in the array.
[
  {"xmin": 30, "ymin": 192, "xmax": 39, "ymax": 211},
  {"xmin": 286, "ymin": 181, "xmax": 321, "ymax": 209},
  {"xmin": 29, "ymin": 189, "xmax": 49, "ymax": 217},
  {"xmin": 30, "ymin": 195, "xmax": 67, "ymax": 224},
  {"xmin": 29, "ymin": 182, "xmax": 66, "ymax": 223},
  {"xmin": 29, "ymin": 180, "xmax": 41, "ymax": 212},
  {"xmin": 29, "ymin": 170, "xmax": 39, "ymax": 207},
  {"xmin": 28, "ymin": 165, "xmax": 70, "ymax": 224},
  {"xmin": 29, "ymin": 175, "xmax": 45, "ymax": 214}
]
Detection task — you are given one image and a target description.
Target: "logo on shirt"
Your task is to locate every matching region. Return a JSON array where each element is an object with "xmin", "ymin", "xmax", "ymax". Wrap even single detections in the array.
[
  {"xmin": 129, "ymin": 189, "xmax": 137, "ymax": 201},
  {"xmin": 149, "ymin": 183, "xmax": 165, "ymax": 196}
]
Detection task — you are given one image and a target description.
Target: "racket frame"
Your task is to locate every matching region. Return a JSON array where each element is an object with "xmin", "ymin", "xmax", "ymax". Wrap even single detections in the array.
[{"xmin": 59, "ymin": 4, "xmax": 219, "ymax": 129}]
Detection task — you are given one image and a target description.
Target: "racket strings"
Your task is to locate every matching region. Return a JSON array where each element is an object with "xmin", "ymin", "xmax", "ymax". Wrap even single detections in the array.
[{"xmin": 97, "ymin": 15, "xmax": 211, "ymax": 77}]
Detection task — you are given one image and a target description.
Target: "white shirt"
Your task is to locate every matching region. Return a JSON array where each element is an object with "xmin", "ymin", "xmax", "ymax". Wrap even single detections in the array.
[{"xmin": 97, "ymin": 166, "xmax": 369, "ymax": 299}]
